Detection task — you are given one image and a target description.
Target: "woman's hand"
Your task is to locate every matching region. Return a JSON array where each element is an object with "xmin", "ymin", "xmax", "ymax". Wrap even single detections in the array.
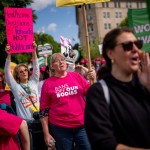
[
  {"xmin": 87, "ymin": 69, "xmax": 97, "ymax": 83},
  {"xmin": 32, "ymin": 41, "xmax": 37, "ymax": 59},
  {"xmin": 5, "ymin": 44, "xmax": 11, "ymax": 54},
  {"xmin": 33, "ymin": 41, "xmax": 37, "ymax": 50},
  {"xmin": 5, "ymin": 44, "xmax": 11, "ymax": 60},
  {"xmin": 44, "ymin": 133, "xmax": 56, "ymax": 149},
  {"xmin": 138, "ymin": 52, "xmax": 150, "ymax": 91}
]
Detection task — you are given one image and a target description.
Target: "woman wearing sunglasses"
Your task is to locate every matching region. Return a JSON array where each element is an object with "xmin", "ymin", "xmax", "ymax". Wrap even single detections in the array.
[
  {"xmin": 4, "ymin": 41, "xmax": 40, "ymax": 121},
  {"xmin": 85, "ymin": 27, "xmax": 150, "ymax": 150}
]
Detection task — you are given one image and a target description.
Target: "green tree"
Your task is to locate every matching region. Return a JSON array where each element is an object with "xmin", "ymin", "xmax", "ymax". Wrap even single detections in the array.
[
  {"xmin": 0, "ymin": 0, "xmax": 37, "ymax": 68},
  {"xmin": 120, "ymin": 17, "xmax": 128, "ymax": 27},
  {"xmin": 90, "ymin": 40, "xmax": 101, "ymax": 60},
  {"xmin": 80, "ymin": 40, "xmax": 102, "ymax": 62}
]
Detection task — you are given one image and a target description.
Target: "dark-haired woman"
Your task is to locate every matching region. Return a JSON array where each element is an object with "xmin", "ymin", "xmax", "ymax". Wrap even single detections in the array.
[{"xmin": 85, "ymin": 27, "xmax": 150, "ymax": 150}]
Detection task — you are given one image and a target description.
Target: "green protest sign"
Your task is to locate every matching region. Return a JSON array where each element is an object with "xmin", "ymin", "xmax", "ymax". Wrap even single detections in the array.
[{"xmin": 128, "ymin": 8, "xmax": 150, "ymax": 52}]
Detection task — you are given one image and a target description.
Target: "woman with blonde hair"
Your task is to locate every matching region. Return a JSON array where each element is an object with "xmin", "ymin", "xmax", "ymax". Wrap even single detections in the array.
[
  {"xmin": 4, "ymin": 41, "xmax": 39, "ymax": 121},
  {"xmin": 40, "ymin": 52, "xmax": 96, "ymax": 150}
]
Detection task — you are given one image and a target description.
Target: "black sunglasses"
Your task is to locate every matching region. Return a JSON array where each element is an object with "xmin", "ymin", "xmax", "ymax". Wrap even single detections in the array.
[{"xmin": 116, "ymin": 40, "xmax": 143, "ymax": 51}]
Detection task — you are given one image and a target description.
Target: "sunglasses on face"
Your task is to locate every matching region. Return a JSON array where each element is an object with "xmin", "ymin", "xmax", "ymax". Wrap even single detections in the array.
[
  {"xmin": 19, "ymin": 69, "xmax": 28, "ymax": 74},
  {"xmin": 116, "ymin": 40, "xmax": 143, "ymax": 51}
]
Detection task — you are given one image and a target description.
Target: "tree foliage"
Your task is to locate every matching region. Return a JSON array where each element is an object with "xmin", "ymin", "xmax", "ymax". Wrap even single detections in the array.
[
  {"xmin": 120, "ymin": 17, "xmax": 128, "ymax": 27},
  {"xmin": 80, "ymin": 40, "xmax": 101, "ymax": 61}
]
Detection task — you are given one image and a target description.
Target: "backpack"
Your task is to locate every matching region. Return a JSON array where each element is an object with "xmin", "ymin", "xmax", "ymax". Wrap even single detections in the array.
[
  {"xmin": 98, "ymin": 79, "xmax": 110, "ymax": 104},
  {"xmin": 0, "ymin": 103, "xmax": 16, "ymax": 114}
]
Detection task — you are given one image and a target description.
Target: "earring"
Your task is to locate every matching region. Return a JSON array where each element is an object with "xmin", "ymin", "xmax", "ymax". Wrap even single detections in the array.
[{"xmin": 111, "ymin": 59, "xmax": 114, "ymax": 64}]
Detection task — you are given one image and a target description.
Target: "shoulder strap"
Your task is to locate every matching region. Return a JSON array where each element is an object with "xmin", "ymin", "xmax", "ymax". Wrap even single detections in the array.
[
  {"xmin": 98, "ymin": 79, "xmax": 110, "ymax": 104},
  {"xmin": 20, "ymin": 84, "xmax": 37, "ymax": 110}
]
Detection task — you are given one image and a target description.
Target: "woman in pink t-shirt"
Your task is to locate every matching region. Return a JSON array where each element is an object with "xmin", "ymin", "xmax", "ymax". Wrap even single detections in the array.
[
  {"xmin": 0, "ymin": 109, "xmax": 30, "ymax": 150},
  {"xmin": 40, "ymin": 53, "xmax": 96, "ymax": 150}
]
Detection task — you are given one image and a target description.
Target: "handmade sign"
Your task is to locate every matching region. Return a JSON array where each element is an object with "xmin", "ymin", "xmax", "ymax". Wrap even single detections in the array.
[
  {"xmin": 60, "ymin": 36, "xmax": 75, "ymax": 65},
  {"xmin": 4, "ymin": 7, "xmax": 34, "ymax": 54},
  {"xmin": 128, "ymin": 8, "xmax": 150, "ymax": 52},
  {"xmin": 37, "ymin": 43, "xmax": 53, "ymax": 56}
]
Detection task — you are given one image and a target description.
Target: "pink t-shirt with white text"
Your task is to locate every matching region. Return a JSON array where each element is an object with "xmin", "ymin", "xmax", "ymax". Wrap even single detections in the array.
[{"xmin": 40, "ymin": 72, "xmax": 90, "ymax": 128}]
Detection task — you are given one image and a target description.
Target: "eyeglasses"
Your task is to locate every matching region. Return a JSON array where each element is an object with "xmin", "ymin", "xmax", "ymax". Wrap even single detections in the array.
[
  {"xmin": 53, "ymin": 58, "xmax": 66, "ymax": 64},
  {"xmin": 115, "ymin": 40, "xmax": 143, "ymax": 51},
  {"xmin": 19, "ymin": 69, "xmax": 28, "ymax": 74}
]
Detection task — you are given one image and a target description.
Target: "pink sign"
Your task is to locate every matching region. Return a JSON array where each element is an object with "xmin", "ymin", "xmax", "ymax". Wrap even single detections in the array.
[{"xmin": 4, "ymin": 8, "xmax": 34, "ymax": 54}]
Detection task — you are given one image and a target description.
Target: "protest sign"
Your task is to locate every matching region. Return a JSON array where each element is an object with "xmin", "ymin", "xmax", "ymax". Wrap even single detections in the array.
[
  {"xmin": 56, "ymin": 0, "xmax": 110, "ymax": 7},
  {"xmin": 128, "ymin": 8, "xmax": 150, "ymax": 52},
  {"xmin": 60, "ymin": 36, "xmax": 75, "ymax": 64},
  {"xmin": 4, "ymin": 7, "xmax": 34, "ymax": 54},
  {"xmin": 37, "ymin": 43, "xmax": 53, "ymax": 56}
]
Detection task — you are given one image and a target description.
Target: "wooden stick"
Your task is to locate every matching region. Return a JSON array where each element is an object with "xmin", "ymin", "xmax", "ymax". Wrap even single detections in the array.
[{"xmin": 81, "ymin": 4, "xmax": 93, "ymax": 84}]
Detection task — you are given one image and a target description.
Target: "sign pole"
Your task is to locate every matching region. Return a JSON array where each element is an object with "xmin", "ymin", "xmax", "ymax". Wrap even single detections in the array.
[{"xmin": 82, "ymin": 4, "xmax": 93, "ymax": 84}]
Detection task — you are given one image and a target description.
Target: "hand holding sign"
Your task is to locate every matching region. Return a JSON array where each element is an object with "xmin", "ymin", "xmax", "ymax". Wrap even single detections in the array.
[{"xmin": 5, "ymin": 44, "xmax": 11, "ymax": 54}]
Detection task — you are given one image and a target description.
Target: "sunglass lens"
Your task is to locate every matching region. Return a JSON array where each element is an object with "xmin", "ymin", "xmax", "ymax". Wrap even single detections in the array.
[
  {"xmin": 135, "ymin": 40, "xmax": 143, "ymax": 49},
  {"xmin": 122, "ymin": 42, "xmax": 133, "ymax": 51},
  {"xmin": 122, "ymin": 40, "xmax": 143, "ymax": 51}
]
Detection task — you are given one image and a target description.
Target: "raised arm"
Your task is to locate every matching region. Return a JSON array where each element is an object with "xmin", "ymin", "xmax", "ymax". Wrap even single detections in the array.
[
  {"xmin": 5, "ymin": 44, "xmax": 11, "ymax": 61},
  {"xmin": 32, "ymin": 41, "xmax": 38, "ymax": 60},
  {"xmin": 4, "ymin": 44, "xmax": 16, "ymax": 88},
  {"xmin": 43, "ymin": 54, "xmax": 48, "ymax": 66},
  {"xmin": 30, "ymin": 41, "xmax": 40, "ymax": 82}
]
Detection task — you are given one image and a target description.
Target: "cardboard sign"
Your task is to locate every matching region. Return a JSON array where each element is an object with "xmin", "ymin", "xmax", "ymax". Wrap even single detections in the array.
[
  {"xmin": 38, "ymin": 43, "xmax": 53, "ymax": 56},
  {"xmin": 128, "ymin": 8, "xmax": 150, "ymax": 52},
  {"xmin": 60, "ymin": 36, "xmax": 75, "ymax": 65},
  {"xmin": 4, "ymin": 7, "xmax": 34, "ymax": 54}
]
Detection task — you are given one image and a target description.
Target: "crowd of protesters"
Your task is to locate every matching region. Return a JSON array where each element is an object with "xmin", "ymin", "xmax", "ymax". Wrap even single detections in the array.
[{"xmin": 1, "ymin": 26, "xmax": 150, "ymax": 150}]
